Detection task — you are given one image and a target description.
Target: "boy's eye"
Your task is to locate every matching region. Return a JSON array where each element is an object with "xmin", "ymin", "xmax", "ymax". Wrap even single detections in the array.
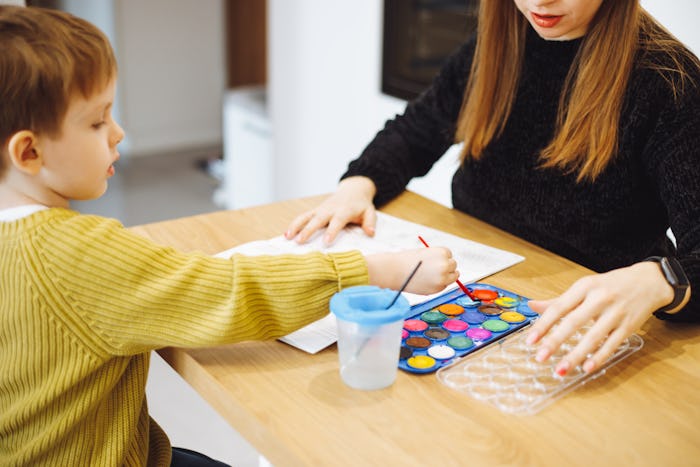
[{"xmin": 91, "ymin": 121, "xmax": 106, "ymax": 129}]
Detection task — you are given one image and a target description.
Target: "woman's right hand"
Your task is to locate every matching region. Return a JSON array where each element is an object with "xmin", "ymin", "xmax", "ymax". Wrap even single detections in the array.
[{"xmin": 284, "ymin": 176, "xmax": 377, "ymax": 245}]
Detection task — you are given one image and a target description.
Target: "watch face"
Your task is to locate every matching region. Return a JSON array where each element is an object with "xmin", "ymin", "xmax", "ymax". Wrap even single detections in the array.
[
  {"xmin": 647, "ymin": 256, "xmax": 690, "ymax": 316},
  {"xmin": 661, "ymin": 257, "xmax": 690, "ymax": 288}
]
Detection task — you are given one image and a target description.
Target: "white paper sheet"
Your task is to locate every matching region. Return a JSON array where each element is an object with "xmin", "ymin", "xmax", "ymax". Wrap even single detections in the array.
[{"xmin": 215, "ymin": 212, "xmax": 524, "ymax": 353}]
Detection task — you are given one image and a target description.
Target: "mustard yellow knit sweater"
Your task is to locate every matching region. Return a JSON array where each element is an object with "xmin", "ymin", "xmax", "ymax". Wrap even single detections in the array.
[{"xmin": 0, "ymin": 208, "xmax": 367, "ymax": 466}]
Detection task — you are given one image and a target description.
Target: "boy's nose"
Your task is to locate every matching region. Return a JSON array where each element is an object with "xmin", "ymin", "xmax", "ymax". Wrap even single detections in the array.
[{"xmin": 111, "ymin": 121, "xmax": 125, "ymax": 147}]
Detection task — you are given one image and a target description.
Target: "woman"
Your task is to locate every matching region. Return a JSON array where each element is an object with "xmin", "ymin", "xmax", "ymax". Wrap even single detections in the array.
[{"xmin": 285, "ymin": 0, "xmax": 700, "ymax": 376}]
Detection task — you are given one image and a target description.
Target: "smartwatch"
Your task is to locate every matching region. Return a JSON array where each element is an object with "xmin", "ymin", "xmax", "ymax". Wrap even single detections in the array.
[{"xmin": 643, "ymin": 256, "xmax": 690, "ymax": 315}]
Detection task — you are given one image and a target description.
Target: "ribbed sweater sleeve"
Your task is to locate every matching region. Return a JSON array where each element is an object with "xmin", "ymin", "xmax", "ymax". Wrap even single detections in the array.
[
  {"xmin": 635, "ymin": 59, "xmax": 700, "ymax": 321},
  {"xmin": 30, "ymin": 209, "xmax": 367, "ymax": 354},
  {"xmin": 342, "ymin": 39, "xmax": 474, "ymax": 206},
  {"xmin": 0, "ymin": 208, "xmax": 367, "ymax": 465}
]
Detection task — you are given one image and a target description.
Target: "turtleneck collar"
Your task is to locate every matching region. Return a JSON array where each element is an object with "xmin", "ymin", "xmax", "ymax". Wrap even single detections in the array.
[{"xmin": 525, "ymin": 23, "xmax": 584, "ymax": 67}]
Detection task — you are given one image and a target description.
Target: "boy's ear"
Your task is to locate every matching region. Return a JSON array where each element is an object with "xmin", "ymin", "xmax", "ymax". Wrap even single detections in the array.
[{"xmin": 7, "ymin": 130, "xmax": 43, "ymax": 175}]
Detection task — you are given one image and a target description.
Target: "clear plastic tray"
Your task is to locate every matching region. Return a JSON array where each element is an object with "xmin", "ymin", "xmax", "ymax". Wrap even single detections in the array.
[{"xmin": 436, "ymin": 323, "xmax": 643, "ymax": 415}]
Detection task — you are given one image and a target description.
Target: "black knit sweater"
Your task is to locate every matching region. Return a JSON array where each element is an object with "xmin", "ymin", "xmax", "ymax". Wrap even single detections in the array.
[{"xmin": 343, "ymin": 25, "xmax": 700, "ymax": 322}]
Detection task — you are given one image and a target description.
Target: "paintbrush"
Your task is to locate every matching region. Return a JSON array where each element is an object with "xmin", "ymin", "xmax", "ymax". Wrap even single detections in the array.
[
  {"xmin": 349, "ymin": 260, "xmax": 423, "ymax": 362},
  {"xmin": 417, "ymin": 235, "xmax": 477, "ymax": 301}
]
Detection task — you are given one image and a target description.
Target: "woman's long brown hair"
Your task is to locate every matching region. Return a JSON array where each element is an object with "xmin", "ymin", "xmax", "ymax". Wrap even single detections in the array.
[{"xmin": 455, "ymin": 0, "xmax": 695, "ymax": 182}]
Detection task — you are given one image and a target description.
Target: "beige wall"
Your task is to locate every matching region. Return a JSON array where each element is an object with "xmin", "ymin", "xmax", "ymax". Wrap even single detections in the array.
[
  {"xmin": 55, "ymin": 0, "xmax": 225, "ymax": 158},
  {"xmin": 114, "ymin": 0, "xmax": 225, "ymax": 157}
]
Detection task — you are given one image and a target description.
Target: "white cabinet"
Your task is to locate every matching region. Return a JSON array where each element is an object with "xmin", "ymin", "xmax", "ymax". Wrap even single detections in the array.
[{"xmin": 221, "ymin": 87, "xmax": 273, "ymax": 209}]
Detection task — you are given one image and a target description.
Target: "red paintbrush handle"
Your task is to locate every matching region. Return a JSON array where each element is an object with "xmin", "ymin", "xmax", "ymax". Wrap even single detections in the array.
[{"xmin": 418, "ymin": 236, "xmax": 477, "ymax": 300}]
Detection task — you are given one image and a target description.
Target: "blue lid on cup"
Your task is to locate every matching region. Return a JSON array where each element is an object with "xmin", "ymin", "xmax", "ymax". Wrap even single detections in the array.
[{"xmin": 330, "ymin": 285, "xmax": 409, "ymax": 325}]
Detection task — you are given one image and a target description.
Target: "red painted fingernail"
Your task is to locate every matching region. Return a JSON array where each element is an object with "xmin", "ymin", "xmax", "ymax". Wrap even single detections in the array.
[{"xmin": 555, "ymin": 360, "xmax": 569, "ymax": 376}]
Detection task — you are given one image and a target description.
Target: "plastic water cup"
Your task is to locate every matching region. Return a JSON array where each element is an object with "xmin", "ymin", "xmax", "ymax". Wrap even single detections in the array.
[{"xmin": 330, "ymin": 285, "xmax": 409, "ymax": 390}]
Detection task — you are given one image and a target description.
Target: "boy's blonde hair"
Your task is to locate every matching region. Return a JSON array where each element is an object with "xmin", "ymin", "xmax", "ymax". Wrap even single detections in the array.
[{"xmin": 0, "ymin": 6, "xmax": 117, "ymax": 177}]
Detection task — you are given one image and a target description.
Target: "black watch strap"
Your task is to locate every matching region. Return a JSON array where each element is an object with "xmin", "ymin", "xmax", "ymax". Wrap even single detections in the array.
[{"xmin": 643, "ymin": 256, "xmax": 690, "ymax": 315}]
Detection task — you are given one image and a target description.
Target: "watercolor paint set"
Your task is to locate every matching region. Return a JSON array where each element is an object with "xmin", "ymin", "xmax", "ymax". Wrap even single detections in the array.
[{"xmin": 398, "ymin": 283, "xmax": 537, "ymax": 374}]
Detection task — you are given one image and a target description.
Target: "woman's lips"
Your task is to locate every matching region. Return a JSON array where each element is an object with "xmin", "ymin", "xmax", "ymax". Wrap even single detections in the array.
[{"xmin": 531, "ymin": 12, "xmax": 563, "ymax": 28}]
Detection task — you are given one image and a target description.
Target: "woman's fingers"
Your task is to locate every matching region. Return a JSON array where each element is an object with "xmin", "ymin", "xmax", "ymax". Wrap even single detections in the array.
[
  {"xmin": 296, "ymin": 211, "xmax": 334, "ymax": 244},
  {"xmin": 551, "ymin": 306, "xmax": 618, "ymax": 375},
  {"xmin": 526, "ymin": 277, "xmax": 591, "ymax": 346},
  {"xmin": 285, "ymin": 176, "xmax": 377, "ymax": 244},
  {"xmin": 285, "ymin": 211, "xmax": 315, "ymax": 240},
  {"xmin": 533, "ymin": 295, "xmax": 600, "ymax": 365},
  {"xmin": 525, "ymin": 264, "xmax": 663, "ymax": 376},
  {"xmin": 582, "ymin": 326, "xmax": 629, "ymax": 373},
  {"xmin": 359, "ymin": 206, "xmax": 377, "ymax": 238}
]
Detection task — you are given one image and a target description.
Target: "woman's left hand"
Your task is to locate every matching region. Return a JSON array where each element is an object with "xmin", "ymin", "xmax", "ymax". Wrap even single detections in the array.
[{"xmin": 526, "ymin": 261, "xmax": 674, "ymax": 376}]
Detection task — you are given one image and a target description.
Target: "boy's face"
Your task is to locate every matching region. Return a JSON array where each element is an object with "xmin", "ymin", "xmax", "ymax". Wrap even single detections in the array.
[{"xmin": 37, "ymin": 79, "xmax": 124, "ymax": 203}]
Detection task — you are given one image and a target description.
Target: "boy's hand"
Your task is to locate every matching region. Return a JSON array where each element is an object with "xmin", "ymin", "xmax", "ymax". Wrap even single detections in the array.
[
  {"xmin": 285, "ymin": 176, "xmax": 377, "ymax": 245},
  {"xmin": 366, "ymin": 247, "xmax": 459, "ymax": 295}
]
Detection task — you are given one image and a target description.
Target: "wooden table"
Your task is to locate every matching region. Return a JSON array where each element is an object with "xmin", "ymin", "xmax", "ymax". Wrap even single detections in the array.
[{"xmin": 130, "ymin": 191, "xmax": 700, "ymax": 467}]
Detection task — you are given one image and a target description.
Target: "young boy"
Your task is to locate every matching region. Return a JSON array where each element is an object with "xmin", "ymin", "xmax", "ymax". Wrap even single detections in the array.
[{"xmin": 0, "ymin": 6, "xmax": 459, "ymax": 466}]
